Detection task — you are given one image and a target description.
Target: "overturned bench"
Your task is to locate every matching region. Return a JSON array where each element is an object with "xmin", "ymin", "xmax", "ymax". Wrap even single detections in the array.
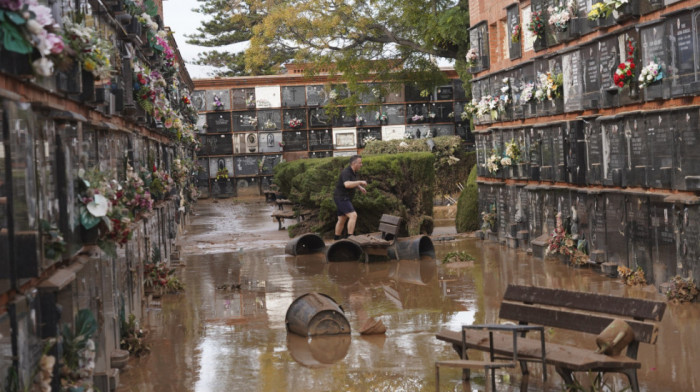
[{"xmin": 435, "ymin": 284, "xmax": 666, "ymax": 392}]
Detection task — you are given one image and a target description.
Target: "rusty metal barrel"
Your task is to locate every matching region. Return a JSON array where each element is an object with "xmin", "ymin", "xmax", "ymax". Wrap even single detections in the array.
[
  {"xmin": 286, "ymin": 334, "xmax": 351, "ymax": 368},
  {"xmin": 325, "ymin": 239, "xmax": 365, "ymax": 262},
  {"xmin": 387, "ymin": 235, "xmax": 435, "ymax": 260},
  {"xmin": 285, "ymin": 233, "xmax": 326, "ymax": 256},
  {"xmin": 285, "ymin": 292, "xmax": 351, "ymax": 336}
]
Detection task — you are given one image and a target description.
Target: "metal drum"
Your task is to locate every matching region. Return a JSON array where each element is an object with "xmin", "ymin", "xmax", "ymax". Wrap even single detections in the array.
[
  {"xmin": 325, "ymin": 239, "xmax": 365, "ymax": 262},
  {"xmin": 387, "ymin": 235, "xmax": 436, "ymax": 260},
  {"xmin": 285, "ymin": 292, "xmax": 351, "ymax": 336},
  {"xmin": 285, "ymin": 233, "xmax": 326, "ymax": 255},
  {"xmin": 286, "ymin": 334, "xmax": 351, "ymax": 368}
]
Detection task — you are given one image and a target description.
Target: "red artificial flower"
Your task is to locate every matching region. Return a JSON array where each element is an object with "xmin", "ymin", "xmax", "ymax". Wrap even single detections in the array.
[
  {"xmin": 630, "ymin": 63, "xmax": 635, "ymax": 69},
  {"xmin": 627, "ymin": 70, "xmax": 632, "ymax": 76},
  {"xmin": 619, "ymin": 64, "xmax": 625, "ymax": 70}
]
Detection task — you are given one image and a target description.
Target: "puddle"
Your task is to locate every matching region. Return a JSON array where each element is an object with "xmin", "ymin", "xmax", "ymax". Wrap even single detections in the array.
[{"xmin": 116, "ymin": 199, "xmax": 700, "ymax": 392}]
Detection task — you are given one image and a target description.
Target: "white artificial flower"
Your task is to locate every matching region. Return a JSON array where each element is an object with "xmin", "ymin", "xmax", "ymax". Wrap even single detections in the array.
[
  {"xmin": 26, "ymin": 19, "xmax": 44, "ymax": 35},
  {"xmin": 86, "ymin": 194, "xmax": 109, "ymax": 217},
  {"xmin": 32, "ymin": 57, "xmax": 54, "ymax": 76}
]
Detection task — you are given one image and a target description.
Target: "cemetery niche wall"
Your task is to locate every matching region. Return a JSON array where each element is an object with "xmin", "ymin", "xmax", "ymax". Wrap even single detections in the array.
[{"xmin": 471, "ymin": 0, "xmax": 700, "ymax": 287}]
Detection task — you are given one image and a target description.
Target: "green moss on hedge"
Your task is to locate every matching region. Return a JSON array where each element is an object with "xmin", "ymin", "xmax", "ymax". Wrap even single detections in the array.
[
  {"xmin": 273, "ymin": 152, "xmax": 435, "ymax": 237},
  {"xmin": 455, "ymin": 165, "xmax": 479, "ymax": 233}
]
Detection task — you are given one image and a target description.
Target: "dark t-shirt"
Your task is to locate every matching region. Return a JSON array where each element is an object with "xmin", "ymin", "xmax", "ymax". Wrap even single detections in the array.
[{"xmin": 333, "ymin": 166, "xmax": 356, "ymax": 200}]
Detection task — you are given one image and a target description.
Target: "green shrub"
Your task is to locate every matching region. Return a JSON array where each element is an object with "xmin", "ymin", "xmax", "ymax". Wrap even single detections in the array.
[
  {"xmin": 455, "ymin": 165, "xmax": 479, "ymax": 233},
  {"xmin": 273, "ymin": 152, "xmax": 435, "ymax": 237},
  {"xmin": 363, "ymin": 136, "xmax": 475, "ymax": 196}
]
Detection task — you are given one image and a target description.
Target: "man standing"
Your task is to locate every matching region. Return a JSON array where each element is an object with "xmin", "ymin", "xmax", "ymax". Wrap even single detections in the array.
[{"xmin": 333, "ymin": 155, "xmax": 367, "ymax": 240}]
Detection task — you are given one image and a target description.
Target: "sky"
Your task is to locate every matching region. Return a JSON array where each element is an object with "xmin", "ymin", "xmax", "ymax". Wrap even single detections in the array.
[{"xmin": 163, "ymin": 0, "xmax": 246, "ymax": 80}]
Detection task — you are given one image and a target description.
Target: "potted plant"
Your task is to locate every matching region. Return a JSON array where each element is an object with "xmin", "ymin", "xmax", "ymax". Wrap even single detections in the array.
[{"xmin": 528, "ymin": 11, "xmax": 547, "ymax": 51}]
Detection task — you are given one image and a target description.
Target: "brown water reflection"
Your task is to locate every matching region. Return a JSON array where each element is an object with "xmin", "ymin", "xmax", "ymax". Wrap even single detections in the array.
[{"xmin": 117, "ymin": 203, "xmax": 700, "ymax": 392}]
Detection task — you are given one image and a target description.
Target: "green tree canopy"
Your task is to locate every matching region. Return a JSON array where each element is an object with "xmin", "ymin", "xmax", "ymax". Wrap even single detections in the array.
[{"xmin": 187, "ymin": 0, "xmax": 471, "ymax": 90}]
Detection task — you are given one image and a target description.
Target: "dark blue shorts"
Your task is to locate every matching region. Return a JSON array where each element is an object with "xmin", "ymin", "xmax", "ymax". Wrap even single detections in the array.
[{"xmin": 335, "ymin": 198, "xmax": 355, "ymax": 216}]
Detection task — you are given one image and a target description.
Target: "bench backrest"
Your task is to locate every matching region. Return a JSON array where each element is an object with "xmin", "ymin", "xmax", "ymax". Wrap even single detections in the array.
[
  {"xmin": 378, "ymin": 214, "xmax": 402, "ymax": 242},
  {"xmin": 499, "ymin": 285, "xmax": 666, "ymax": 345}
]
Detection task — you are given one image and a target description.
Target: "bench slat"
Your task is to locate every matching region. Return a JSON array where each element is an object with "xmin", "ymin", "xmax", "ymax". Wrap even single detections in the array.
[
  {"xmin": 503, "ymin": 285, "xmax": 666, "ymax": 321},
  {"xmin": 378, "ymin": 222, "xmax": 399, "ymax": 235},
  {"xmin": 499, "ymin": 302, "xmax": 659, "ymax": 344},
  {"xmin": 436, "ymin": 329, "xmax": 641, "ymax": 371},
  {"xmin": 380, "ymin": 214, "xmax": 402, "ymax": 226}
]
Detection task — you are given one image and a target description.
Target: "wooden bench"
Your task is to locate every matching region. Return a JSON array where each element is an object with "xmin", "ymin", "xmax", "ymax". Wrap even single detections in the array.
[
  {"xmin": 275, "ymin": 198, "xmax": 293, "ymax": 210},
  {"xmin": 271, "ymin": 210, "xmax": 296, "ymax": 230},
  {"xmin": 263, "ymin": 190, "xmax": 280, "ymax": 202},
  {"xmin": 347, "ymin": 214, "xmax": 401, "ymax": 260},
  {"xmin": 435, "ymin": 284, "xmax": 666, "ymax": 392}
]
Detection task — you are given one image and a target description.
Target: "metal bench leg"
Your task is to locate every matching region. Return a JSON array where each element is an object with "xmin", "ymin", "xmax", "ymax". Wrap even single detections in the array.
[
  {"xmin": 490, "ymin": 368, "xmax": 497, "ymax": 391},
  {"xmin": 435, "ymin": 363, "xmax": 440, "ymax": 392},
  {"xmin": 519, "ymin": 360, "xmax": 529, "ymax": 376},
  {"xmin": 555, "ymin": 367, "xmax": 575, "ymax": 388},
  {"xmin": 621, "ymin": 369, "xmax": 640, "ymax": 392}
]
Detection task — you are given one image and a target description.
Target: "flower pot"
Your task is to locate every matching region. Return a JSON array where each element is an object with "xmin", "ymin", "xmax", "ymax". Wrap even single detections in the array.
[
  {"xmin": 55, "ymin": 61, "xmax": 82, "ymax": 94},
  {"xmin": 126, "ymin": 19, "xmax": 142, "ymax": 36},
  {"xmin": 613, "ymin": 3, "xmax": 639, "ymax": 22},
  {"xmin": 81, "ymin": 225, "xmax": 100, "ymax": 245},
  {"xmin": 533, "ymin": 37, "xmax": 546, "ymax": 52},
  {"xmin": 80, "ymin": 69, "xmax": 95, "ymax": 102}
]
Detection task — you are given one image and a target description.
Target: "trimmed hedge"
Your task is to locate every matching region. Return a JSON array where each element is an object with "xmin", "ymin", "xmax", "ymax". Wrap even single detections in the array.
[
  {"xmin": 273, "ymin": 152, "xmax": 435, "ymax": 237},
  {"xmin": 455, "ymin": 165, "xmax": 479, "ymax": 233}
]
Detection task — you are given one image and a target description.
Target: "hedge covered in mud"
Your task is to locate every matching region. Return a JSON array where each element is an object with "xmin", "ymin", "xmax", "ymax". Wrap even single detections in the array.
[
  {"xmin": 273, "ymin": 152, "xmax": 435, "ymax": 237},
  {"xmin": 362, "ymin": 136, "xmax": 475, "ymax": 197},
  {"xmin": 455, "ymin": 165, "xmax": 479, "ymax": 233}
]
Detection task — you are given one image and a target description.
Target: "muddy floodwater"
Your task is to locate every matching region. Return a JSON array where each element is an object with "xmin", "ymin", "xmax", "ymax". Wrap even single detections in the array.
[{"xmin": 117, "ymin": 198, "xmax": 700, "ymax": 392}]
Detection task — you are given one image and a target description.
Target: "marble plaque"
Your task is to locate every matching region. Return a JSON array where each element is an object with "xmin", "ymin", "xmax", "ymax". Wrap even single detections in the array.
[
  {"xmin": 469, "ymin": 22, "xmax": 490, "ymax": 72},
  {"xmin": 357, "ymin": 127, "xmax": 382, "ymax": 148},
  {"xmin": 640, "ymin": 22, "xmax": 669, "ymax": 101},
  {"xmin": 605, "ymin": 193, "xmax": 629, "ymax": 266},
  {"xmin": 206, "ymin": 90, "xmax": 231, "ymax": 111},
  {"xmin": 453, "ymin": 79, "xmax": 467, "ymax": 100},
  {"xmin": 232, "ymin": 111, "xmax": 258, "ymax": 132},
  {"xmin": 566, "ymin": 120, "xmax": 586, "ymax": 185},
  {"xmin": 563, "ymin": 49, "xmax": 583, "ymax": 112},
  {"xmin": 258, "ymin": 132, "xmax": 283, "ymax": 153},
  {"xmin": 257, "ymin": 110, "xmax": 282, "ymax": 131},
  {"xmin": 306, "ymin": 85, "xmax": 329, "ymax": 107},
  {"xmin": 650, "ymin": 199, "xmax": 676, "ymax": 281},
  {"xmin": 259, "ymin": 154, "xmax": 282, "ymax": 175},
  {"xmin": 584, "ymin": 118, "xmax": 602, "ymax": 185},
  {"xmin": 475, "ymin": 133, "xmax": 488, "ymax": 176},
  {"xmin": 356, "ymin": 106, "xmax": 381, "ymax": 127},
  {"xmin": 332, "ymin": 108, "xmax": 360, "ymax": 127},
  {"xmin": 647, "ymin": 111, "xmax": 674, "ymax": 189},
  {"xmin": 309, "ymin": 108, "xmax": 332, "ymax": 128},
  {"xmin": 234, "ymin": 155, "xmax": 260, "ymax": 177},
  {"xmin": 206, "ymin": 112, "xmax": 232, "ymax": 133},
  {"xmin": 640, "ymin": 0, "xmax": 663, "ymax": 15},
  {"xmin": 281, "ymin": 86, "xmax": 306, "ymax": 107},
  {"xmin": 507, "ymin": 4, "xmax": 522, "ymax": 60},
  {"xmin": 552, "ymin": 123, "xmax": 567, "ymax": 182},
  {"xmin": 430, "ymin": 124, "xmax": 455, "ymax": 137},
  {"xmin": 333, "ymin": 150, "xmax": 357, "ymax": 157},
  {"xmin": 675, "ymin": 107, "xmax": 700, "ymax": 191},
  {"xmin": 405, "ymin": 83, "xmax": 429, "ymax": 102},
  {"xmin": 617, "ymin": 30, "xmax": 641, "ymax": 107},
  {"xmin": 283, "ymin": 109, "xmax": 307, "ymax": 130},
  {"xmin": 625, "ymin": 113, "xmax": 648, "ymax": 187},
  {"xmin": 539, "ymin": 126, "xmax": 554, "ymax": 181},
  {"xmin": 436, "ymin": 85, "xmax": 453, "ymax": 100},
  {"xmin": 527, "ymin": 188, "xmax": 544, "ymax": 239},
  {"xmin": 586, "ymin": 192, "xmax": 606, "ymax": 256},
  {"xmin": 283, "ymin": 130, "xmax": 308, "ymax": 152},
  {"xmin": 381, "ymin": 125, "xmax": 406, "ymax": 141},
  {"xmin": 667, "ymin": 11, "xmax": 695, "ymax": 96},
  {"xmin": 309, "ymin": 129, "xmax": 333, "ymax": 151},
  {"xmin": 678, "ymin": 205, "xmax": 700, "ymax": 278},
  {"xmin": 581, "ymin": 42, "xmax": 600, "ymax": 109},
  {"xmin": 358, "ymin": 83, "xmax": 380, "ymax": 104},
  {"xmin": 201, "ymin": 134, "xmax": 233, "ymax": 155},
  {"xmin": 209, "ymin": 157, "xmax": 234, "ymax": 179},
  {"xmin": 385, "ymin": 84, "xmax": 405, "ymax": 103},
  {"xmin": 627, "ymin": 195, "xmax": 652, "ymax": 281},
  {"xmin": 196, "ymin": 114, "xmax": 207, "ymax": 133},
  {"xmin": 428, "ymin": 102, "xmax": 454, "ymax": 122},
  {"xmin": 197, "ymin": 158, "xmax": 209, "ymax": 181},
  {"xmin": 382, "ymin": 104, "xmax": 406, "ymax": 125},
  {"xmin": 405, "ymin": 125, "xmax": 431, "ymax": 139},
  {"xmin": 232, "ymin": 88, "xmax": 255, "ymax": 110},
  {"xmin": 255, "ymin": 86, "xmax": 281, "ymax": 108},
  {"xmin": 598, "ymin": 36, "xmax": 621, "ymax": 108},
  {"xmin": 600, "ymin": 116, "xmax": 626, "ymax": 187},
  {"xmin": 528, "ymin": 127, "xmax": 542, "ymax": 181},
  {"xmin": 571, "ymin": 192, "xmax": 590, "ymax": 250},
  {"xmin": 333, "ymin": 127, "xmax": 357, "ymax": 149},
  {"xmin": 406, "ymin": 103, "xmax": 428, "ymax": 123},
  {"xmin": 191, "ymin": 90, "xmax": 208, "ymax": 111}
]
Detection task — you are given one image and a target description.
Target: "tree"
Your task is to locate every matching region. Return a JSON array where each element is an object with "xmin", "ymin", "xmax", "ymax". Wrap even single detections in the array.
[{"xmin": 187, "ymin": 0, "xmax": 471, "ymax": 94}]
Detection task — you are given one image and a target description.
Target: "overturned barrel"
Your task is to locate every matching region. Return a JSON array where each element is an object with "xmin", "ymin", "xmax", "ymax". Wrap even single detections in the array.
[
  {"xmin": 387, "ymin": 235, "xmax": 435, "ymax": 260},
  {"xmin": 325, "ymin": 239, "xmax": 365, "ymax": 262},
  {"xmin": 287, "ymin": 334, "xmax": 351, "ymax": 368},
  {"xmin": 285, "ymin": 292, "xmax": 351, "ymax": 336},
  {"xmin": 285, "ymin": 233, "xmax": 326, "ymax": 256}
]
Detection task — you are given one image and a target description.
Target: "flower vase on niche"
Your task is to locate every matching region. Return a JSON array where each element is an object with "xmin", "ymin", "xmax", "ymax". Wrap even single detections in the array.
[
  {"xmin": 80, "ymin": 224, "xmax": 100, "ymax": 245},
  {"xmin": 213, "ymin": 95, "xmax": 224, "ymax": 111}
]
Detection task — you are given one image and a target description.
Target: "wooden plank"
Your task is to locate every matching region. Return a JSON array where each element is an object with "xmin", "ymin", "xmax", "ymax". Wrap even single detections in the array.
[
  {"xmin": 498, "ymin": 302, "xmax": 659, "ymax": 344},
  {"xmin": 436, "ymin": 359, "xmax": 515, "ymax": 369},
  {"xmin": 378, "ymin": 222, "xmax": 399, "ymax": 235},
  {"xmin": 436, "ymin": 329, "xmax": 641, "ymax": 371},
  {"xmin": 380, "ymin": 214, "xmax": 402, "ymax": 226},
  {"xmin": 503, "ymin": 285, "xmax": 666, "ymax": 321},
  {"xmin": 271, "ymin": 211, "xmax": 295, "ymax": 219}
]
